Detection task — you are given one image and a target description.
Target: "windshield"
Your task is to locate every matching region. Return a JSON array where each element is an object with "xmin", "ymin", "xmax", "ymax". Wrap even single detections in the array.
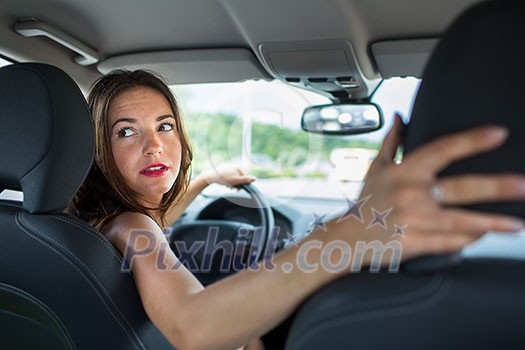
[{"xmin": 172, "ymin": 78, "xmax": 420, "ymax": 203}]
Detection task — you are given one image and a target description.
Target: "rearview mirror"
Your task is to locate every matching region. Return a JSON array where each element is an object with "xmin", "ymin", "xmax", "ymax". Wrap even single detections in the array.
[{"xmin": 301, "ymin": 103, "xmax": 383, "ymax": 135}]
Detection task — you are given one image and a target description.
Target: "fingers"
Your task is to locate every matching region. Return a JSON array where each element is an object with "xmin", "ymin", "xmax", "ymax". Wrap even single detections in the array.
[
  {"xmin": 384, "ymin": 176, "xmax": 525, "ymax": 233},
  {"xmin": 358, "ymin": 124, "xmax": 524, "ymax": 261},
  {"xmin": 219, "ymin": 167, "xmax": 255, "ymax": 186},
  {"xmin": 403, "ymin": 234, "xmax": 478, "ymax": 256},
  {"xmin": 204, "ymin": 164, "xmax": 255, "ymax": 186},
  {"xmin": 236, "ymin": 174, "xmax": 256, "ymax": 185},
  {"xmin": 393, "ymin": 208, "xmax": 524, "ymax": 259},
  {"xmin": 399, "ymin": 208, "xmax": 524, "ymax": 234},
  {"xmin": 229, "ymin": 168, "xmax": 256, "ymax": 185},
  {"xmin": 404, "ymin": 125, "xmax": 508, "ymax": 176},
  {"xmin": 437, "ymin": 174, "xmax": 525, "ymax": 205},
  {"xmin": 367, "ymin": 114, "xmax": 405, "ymax": 176},
  {"xmin": 376, "ymin": 114, "xmax": 404, "ymax": 162},
  {"xmin": 223, "ymin": 175, "xmax": 256, "ymax": 187}
]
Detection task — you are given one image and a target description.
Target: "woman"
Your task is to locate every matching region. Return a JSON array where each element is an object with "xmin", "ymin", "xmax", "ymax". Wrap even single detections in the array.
[{"xmin": 69, "ymin": 69, "xmax": 525, "ymax": 350}]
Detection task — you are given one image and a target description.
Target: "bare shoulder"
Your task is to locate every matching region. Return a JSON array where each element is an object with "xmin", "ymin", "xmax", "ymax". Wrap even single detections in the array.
[
  {"xmin": 102, "ymin": 212, "xmax": 166, "ymax": 256},
  {"xmin": 104, "ymin": 212, "xmax": 159, "ymax": 233}
]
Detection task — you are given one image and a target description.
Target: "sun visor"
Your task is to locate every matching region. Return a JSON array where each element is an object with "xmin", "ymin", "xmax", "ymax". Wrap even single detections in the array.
[
  {"xmin": 371, "ymin": 39, "xmax": 439, "ymax": 79},
  {"xmin": 258, "ymin": 40, "xmax": 379, "ymax": 100},
  {"xmin": 97, "ymin": 48, "xmax": 272, "ymax": 84}
]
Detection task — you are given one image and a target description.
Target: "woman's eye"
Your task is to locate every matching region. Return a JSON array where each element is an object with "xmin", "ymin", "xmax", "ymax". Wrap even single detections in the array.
[
  {"xmin": 116, "ymin": 127, "xmax": 135, "ymax": 138},
  {"xmin": 158, "ymin": 123, "xmax": 174, "ymax": 132}
]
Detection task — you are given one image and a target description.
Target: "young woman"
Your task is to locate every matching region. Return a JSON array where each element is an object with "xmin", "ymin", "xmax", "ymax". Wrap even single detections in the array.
[{"xmin": 68, "ymin": 69, "xmax": 525, "ymax": 350}]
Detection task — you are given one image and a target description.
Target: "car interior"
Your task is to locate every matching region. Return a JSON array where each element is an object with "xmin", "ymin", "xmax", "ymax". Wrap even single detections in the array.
[{"xmin": 0, "ymin": 0, "xmax": 524, "ymax": 349}]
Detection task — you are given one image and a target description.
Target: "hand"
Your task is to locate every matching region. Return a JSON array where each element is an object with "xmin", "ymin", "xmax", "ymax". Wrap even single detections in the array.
[
  {"xmin": 355, "ymin": 115, "xmax": 525, "ymax": 261},
  {"xmin": 199, "ymin": 163, "xmax": 256, "ymax": 188}
]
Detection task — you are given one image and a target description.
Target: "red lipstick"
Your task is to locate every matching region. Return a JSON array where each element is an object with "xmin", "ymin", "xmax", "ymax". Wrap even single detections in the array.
[{"xmin": 140, "ymin": 163, "xmax": 169, "ymax": 177}]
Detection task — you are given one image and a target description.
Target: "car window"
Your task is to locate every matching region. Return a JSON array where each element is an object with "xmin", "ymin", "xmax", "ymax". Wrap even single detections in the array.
[{"xmin": 172, "ymin": 77, "xmax": 420, "ymax": 202}]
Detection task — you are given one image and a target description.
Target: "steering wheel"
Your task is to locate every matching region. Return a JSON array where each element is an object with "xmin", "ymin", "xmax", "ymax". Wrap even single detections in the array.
[{"xmin": 169, "ymin": 183, "xmax": 275, "ymax": 285}]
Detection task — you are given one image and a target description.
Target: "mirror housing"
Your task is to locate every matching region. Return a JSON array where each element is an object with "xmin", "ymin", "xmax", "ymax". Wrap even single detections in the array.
[{"xmin": 301, "ymin": 103, "xmax": 383, "ymax": 135}]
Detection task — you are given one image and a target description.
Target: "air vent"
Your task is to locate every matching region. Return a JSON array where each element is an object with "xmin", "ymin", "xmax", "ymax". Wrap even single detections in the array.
[{"xmin": 308, "ymin": 77, "xmax": 328, "ymax": 83}]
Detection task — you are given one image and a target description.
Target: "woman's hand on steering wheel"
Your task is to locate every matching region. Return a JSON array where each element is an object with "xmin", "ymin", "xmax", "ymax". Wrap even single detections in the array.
[{"xmin": 198, "ymin": 163, "xmax": 256, "ymax": 188}]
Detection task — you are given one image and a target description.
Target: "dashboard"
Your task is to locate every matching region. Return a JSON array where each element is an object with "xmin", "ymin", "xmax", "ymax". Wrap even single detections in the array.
[
  {"xmin": 172, "ymin": 189, "xmax": 347, "ymax": 251},
  {"xmin": 175, "ymin": 194, "xmax": 300, "ymax": 251}
]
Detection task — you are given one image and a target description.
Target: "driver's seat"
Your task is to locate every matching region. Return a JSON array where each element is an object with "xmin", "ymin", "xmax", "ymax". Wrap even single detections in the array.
[{"xmin": 0, "ymin": 63, "xmax": 173, "ymax": 349}]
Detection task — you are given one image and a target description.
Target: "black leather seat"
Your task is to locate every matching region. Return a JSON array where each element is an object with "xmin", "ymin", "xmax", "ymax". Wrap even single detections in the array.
[
  {"xmin": 0, "ymin": 63, "xmax": 173, "ymax": 349},
  {"xmin": 285, "ymin": 1, "xmax": 525, "ymax": 349}
]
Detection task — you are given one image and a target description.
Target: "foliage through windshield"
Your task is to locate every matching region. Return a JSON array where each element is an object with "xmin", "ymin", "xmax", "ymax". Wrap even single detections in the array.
[{"xmin": 172, "ymin": 78, "xmax": 420, "ymax": 201}]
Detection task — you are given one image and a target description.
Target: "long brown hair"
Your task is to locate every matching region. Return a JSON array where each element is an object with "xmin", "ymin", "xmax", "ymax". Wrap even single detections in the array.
[{"xmin": 67, "ymin": 69, "xmax": 193, "ymax": 230}]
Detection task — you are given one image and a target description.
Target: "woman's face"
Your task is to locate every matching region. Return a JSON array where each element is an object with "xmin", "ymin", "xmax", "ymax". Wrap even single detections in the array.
[{"xmin": 107, "ymin": 87, "xmax": 182, "ymax": 206}]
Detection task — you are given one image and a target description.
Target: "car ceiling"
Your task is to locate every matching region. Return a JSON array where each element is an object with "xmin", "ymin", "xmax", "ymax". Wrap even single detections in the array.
[{"xmin": 0, "ymin": 0, "xmax": 484, "ymax": 97}]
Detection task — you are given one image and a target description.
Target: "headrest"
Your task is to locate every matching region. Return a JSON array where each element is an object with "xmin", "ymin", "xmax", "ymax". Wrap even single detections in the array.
[
  {"xmin": 0, "ymin": 63, "xmax": 94, "ymax": 213},
  {"xmin": 404, "ymin": 0, "xmax": 525, "ymax": 218}
]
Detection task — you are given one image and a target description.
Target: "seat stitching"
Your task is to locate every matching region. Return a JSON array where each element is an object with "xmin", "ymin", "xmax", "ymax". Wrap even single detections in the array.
[
  {"xmin": 16, "ymin": 214, "xmax": 145, "ymax": 350},
  {"xmin": 50, "ymin": 215, "xmax": 122, "ymax": 263},
  {"xmin": 16, "ymin": 215, "xmax": 144, "ymax": 350},
  {"xmin": 0, "ymin": 282, "xmax": 76, "ymax": 350}
]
